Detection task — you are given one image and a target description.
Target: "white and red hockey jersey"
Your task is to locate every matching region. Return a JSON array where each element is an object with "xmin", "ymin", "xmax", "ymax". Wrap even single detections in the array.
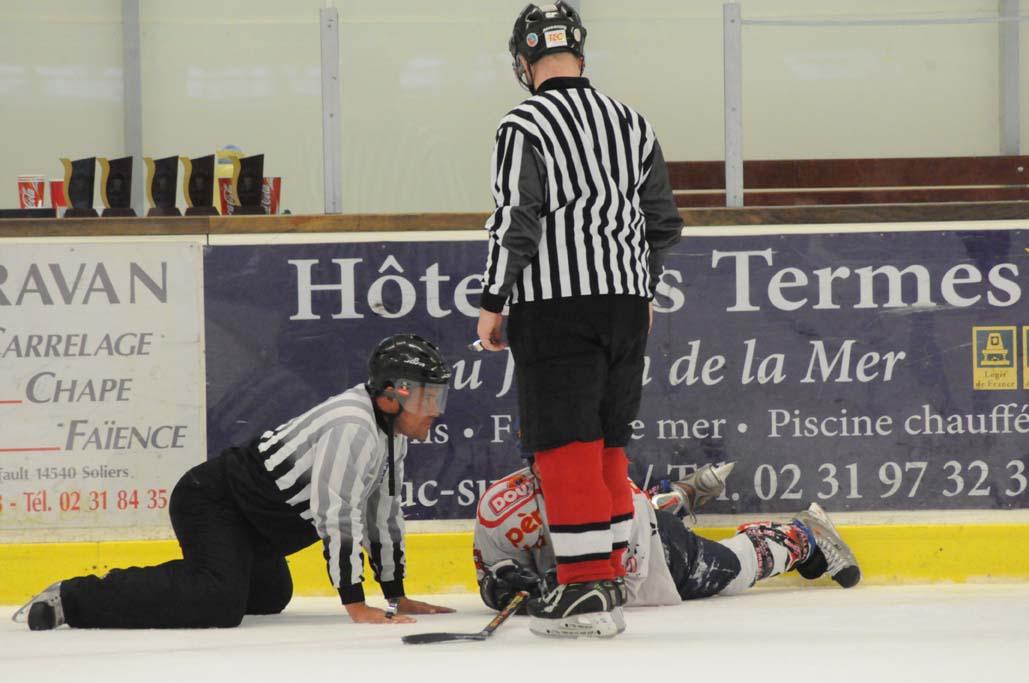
[{"xmin": 472, "ymin": 467, "xmax": 681, "ymax": 606}]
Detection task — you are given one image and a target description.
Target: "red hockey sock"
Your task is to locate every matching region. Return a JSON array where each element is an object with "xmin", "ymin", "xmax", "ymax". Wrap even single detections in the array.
[
  {"xmin": 602, "ymin": 447, "xmax": 633, "ymax": 578},
  {"xmin": 534, "ymin": 439, "xmax": 613, "ymax": 585}
]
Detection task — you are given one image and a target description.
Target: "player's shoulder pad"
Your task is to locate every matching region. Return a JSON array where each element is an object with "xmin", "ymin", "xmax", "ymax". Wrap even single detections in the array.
[{"xmin": 477, "ymin": 467, "xmax": 538, "ymax": 529}]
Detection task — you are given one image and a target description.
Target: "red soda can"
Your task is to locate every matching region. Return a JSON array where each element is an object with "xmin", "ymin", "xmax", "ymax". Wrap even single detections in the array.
[
  {"xmin": 17, "ymin": 175, "xmax": 45, "ymax": 208},
  {"xmin": 261, "ymin": 177, "xmax": 281, "ymax": 215}
]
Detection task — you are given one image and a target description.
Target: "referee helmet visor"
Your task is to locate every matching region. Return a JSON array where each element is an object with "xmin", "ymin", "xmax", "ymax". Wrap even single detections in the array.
[
  {"xmin": 389, "ymin": 379, "xmax": 449, "ymax": 418},
  {"xmin": 367, "ymin": 333, "xmax": 452, "ymax": 417}
]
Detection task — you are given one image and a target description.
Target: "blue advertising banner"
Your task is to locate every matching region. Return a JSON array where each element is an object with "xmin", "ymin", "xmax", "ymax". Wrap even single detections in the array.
[{"xmin": 203, "ymin": 227, "xmax": 1029, "ymax": 520}]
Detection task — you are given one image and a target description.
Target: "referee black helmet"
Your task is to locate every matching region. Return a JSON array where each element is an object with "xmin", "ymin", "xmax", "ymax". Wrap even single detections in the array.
[
  {"xmin": 367, "ymin": 333, "xmax": 452, "ymax": 416},
  {"xmin": 509, "ymin": 2, "xmax": 587, "ymax": 91}
]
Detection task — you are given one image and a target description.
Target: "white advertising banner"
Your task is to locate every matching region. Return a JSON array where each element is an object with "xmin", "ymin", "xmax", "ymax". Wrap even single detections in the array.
[{"xmin": 0, "ymin": 239, "xmax": 205, "ymax": 532}]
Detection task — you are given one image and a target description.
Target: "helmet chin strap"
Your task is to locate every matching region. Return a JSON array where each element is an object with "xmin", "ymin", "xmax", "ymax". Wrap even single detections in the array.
[
  {"xmin": 515, "ymin": 58, "xmax": 536, "ymax": 94},
  {"xmin": 372, "ymin": 390, "xmax": 401, "ymax": 497},
  {"xmin": 385, "ymin": 417, "xmax": 397, "ymax": 497}
]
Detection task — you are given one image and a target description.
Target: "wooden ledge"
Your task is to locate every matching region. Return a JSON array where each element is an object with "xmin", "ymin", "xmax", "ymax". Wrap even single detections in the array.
[{"xmin": 1, "ymin": 203, "xmax": 1029, "ymax": 239}]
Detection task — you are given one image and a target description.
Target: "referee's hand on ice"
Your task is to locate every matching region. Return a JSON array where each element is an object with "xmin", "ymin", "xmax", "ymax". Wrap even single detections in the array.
[
  {"xmin": 476, "ymin": 309, "xmax": 507, "ymax": 351},
  {"xmin": 344, "ymin": 601, "xmax": 416, "ymax": 624},
  {"xmin": 394, "ymin": 596, "xmax": 456, "ymax": 615}
]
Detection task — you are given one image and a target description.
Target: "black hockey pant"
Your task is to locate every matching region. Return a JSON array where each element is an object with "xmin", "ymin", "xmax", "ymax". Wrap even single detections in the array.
[
  {"xmin": 60, "ymin": 458, "xmax": 293, "ymax": 628},
  {"xmin": 655, "ymin": 510, "xmax": 743, "ymax": 600}
]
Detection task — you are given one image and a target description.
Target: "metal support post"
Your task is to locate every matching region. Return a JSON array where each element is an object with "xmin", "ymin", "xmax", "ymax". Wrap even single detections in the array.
[
  {"xmin": 122, "ymin": 0, "xmax": 145, "ymax": 216},
  {"xmin": 999, "ymin": 0, "xmax": 1021, "ymax": 154},
  {"xmin": 723, "ymin": 3, "xmax": 744, "ymax": 207},
  {"xmin": 320, "ymin": 7, "xmax": 343, "ymax": 213}
]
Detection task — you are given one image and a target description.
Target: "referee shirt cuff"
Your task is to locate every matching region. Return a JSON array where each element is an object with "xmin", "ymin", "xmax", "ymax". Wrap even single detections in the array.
[
  {"xmin": 479, "ymin": 292, "xmax": 507, "ymax": 313},
  {"xmin": 338, "ymin": 583, "xmax": 366, "ymax": 605},
  {"xmin": 380, "ymin": 579, "xmax": 406, "ymax": 600}
]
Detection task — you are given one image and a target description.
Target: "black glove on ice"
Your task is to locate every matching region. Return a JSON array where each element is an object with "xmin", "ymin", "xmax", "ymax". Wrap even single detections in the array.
[{"xmin": 479, "ymin": 559, "xmax": 542, "ymax": 610}]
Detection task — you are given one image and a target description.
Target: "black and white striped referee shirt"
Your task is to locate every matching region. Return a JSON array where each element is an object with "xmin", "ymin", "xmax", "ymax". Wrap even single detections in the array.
[
  {"xmin": 479, "ymin": 76, "xmax": 683, "ymax": 313},
  {"xmin": 225, "ymin": 384, "xmax": 406, "ymax": 605}
]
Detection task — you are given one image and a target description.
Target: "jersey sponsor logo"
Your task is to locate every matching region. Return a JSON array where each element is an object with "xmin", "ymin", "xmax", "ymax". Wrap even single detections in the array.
[
  {"xmin": 477, "ymin": 472, "xmax": 536, "ymax": 528},
  {"xmin": 504, "ymin": 509, "xmax": 546, "ymax": 549}
]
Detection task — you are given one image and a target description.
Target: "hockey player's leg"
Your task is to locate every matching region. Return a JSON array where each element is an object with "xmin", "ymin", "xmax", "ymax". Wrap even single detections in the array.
[
  {"xmin": 529, "ymin": 441, "xmax": 623, "ymax": 638},
  {"xmin": 710, "ymin": 524, "xmax": 810, "ymax": 596},
  {"xmin": 651, "ymin": 462, "xmax": 736, "ymax": 523},
  {"xmin": 655, "ymin": 510, "xmax": 742, "ymax": 599},
  {"xmin": 651, "ymin": 508, "xmax": 815, "ymax": 600},
  {"xmin": 793, "ymin": 502, "xmax": 861, "ymax": 588},
  {"xmin": 713, "ymin": 502, "xmax": 861, "ymax": 594}
]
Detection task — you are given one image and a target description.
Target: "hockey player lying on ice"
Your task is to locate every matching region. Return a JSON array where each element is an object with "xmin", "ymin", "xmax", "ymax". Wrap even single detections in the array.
[{"xmin": 474, "ymin": 460, "xmax": 861, "ymax": 639}]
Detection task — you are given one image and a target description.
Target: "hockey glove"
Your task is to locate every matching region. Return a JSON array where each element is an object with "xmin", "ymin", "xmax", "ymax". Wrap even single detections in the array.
[{"xmin": 479, "ymin": 559, "xmax": 542, "ymax": 611}]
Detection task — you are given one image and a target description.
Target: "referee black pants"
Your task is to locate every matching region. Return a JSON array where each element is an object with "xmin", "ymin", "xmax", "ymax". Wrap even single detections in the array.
[
  {"xmin": 509, "ymin": 294, "xmax": 648, "ymax": 584},
  {"xmin": 59, "ymin": 458, "xmax": 293, "ymax": 628},
  {"xmin": 507, "ymin": 294, "xmax": 649, "ymax": 451}
]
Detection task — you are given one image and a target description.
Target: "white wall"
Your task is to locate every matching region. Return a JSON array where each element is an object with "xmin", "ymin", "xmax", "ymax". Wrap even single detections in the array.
[
  {"xmin": 0, "ymin": 1, "xmax": 1024, "ymax": 214},
  {"xmin": 735, "ymin": 0, "xmax": 1005, "ymax": 158},
  {"xmin": 0, "ymin": 1, "xmax": 123, "ymax": 211},
  {"xmin": 1022, "ymin": 4, "xmax": 1029, "ymax": 149},
  {"xmin": 139, "ymin": 1, "xmax": 325, "ymax": 215}
]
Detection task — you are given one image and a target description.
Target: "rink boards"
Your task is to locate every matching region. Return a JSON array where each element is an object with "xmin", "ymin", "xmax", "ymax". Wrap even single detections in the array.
[{"xmin": 1, "ymin": 221, "xmax": 1027, "ymax": 602}]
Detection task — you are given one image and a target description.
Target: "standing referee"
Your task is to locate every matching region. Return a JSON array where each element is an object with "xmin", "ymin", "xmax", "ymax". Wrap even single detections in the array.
[{"xmin": 475, "ymin": 3, "xmax": 683, "ymax": 638}]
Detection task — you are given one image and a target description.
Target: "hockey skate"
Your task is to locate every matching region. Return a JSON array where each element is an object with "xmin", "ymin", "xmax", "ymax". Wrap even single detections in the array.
[
  {"xmin": 651, "ymin": 461, "xmax": 735, "ymax": 523},
  {"xmin": 794, "ymin": 502, "xmax": 861, "ymax": 588},
  {"xmin": 11, "ymin": 581, "xmax": 65, "ymax": 630},
  {"xmin": 527, "ymin": 580, "xmax": 624, "ymax": 639}
]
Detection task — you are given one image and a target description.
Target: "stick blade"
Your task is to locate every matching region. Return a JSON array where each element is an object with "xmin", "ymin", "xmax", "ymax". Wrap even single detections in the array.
[
  {"xmin": 401, "ymin": 591, "xmax": 529, "ymax": 646},
  {"xmin": 401, "ymin": 632, "xmax": 485, "ymax": 645}
]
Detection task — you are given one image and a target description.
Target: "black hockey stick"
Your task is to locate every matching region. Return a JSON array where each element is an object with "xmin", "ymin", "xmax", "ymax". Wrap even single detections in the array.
[{"xmin": 401, "ymin": 591, "xmax": 528, "ymax": 645}]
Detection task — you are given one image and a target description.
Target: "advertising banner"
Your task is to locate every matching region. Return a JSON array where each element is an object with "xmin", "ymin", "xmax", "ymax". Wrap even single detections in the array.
[
  {"xmin": 0, "ymin": 239, "xmax": 205, "ymax": 532},
  {"xmin": 203, "ymin": 227, "xmax": 1029, "ymax": 520}
]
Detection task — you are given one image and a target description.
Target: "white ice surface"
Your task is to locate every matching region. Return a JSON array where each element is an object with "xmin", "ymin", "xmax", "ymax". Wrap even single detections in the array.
[{"xmin": 3, "ymin": 585, "xmax": 1028, "ymax": 683}]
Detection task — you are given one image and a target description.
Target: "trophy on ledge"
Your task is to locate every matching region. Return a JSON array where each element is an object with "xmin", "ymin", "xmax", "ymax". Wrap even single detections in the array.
[
  {"xmin": 227, "ymin": 154, "xmax": 266, "ymax": 215},
  {"xmin": 59, "ymin": 157, "xmax": 98, "ymax": 218},
  {"xmin": 98, "ymin": 156, "xmax": 135, "ymax": 217},
  {"xmin": 144, "ymin": 155, "xmax": 181, "ymax": 216},
  {"xmin": 180, "ymin": 154, "xmax": 218, "ymax": 216}
]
